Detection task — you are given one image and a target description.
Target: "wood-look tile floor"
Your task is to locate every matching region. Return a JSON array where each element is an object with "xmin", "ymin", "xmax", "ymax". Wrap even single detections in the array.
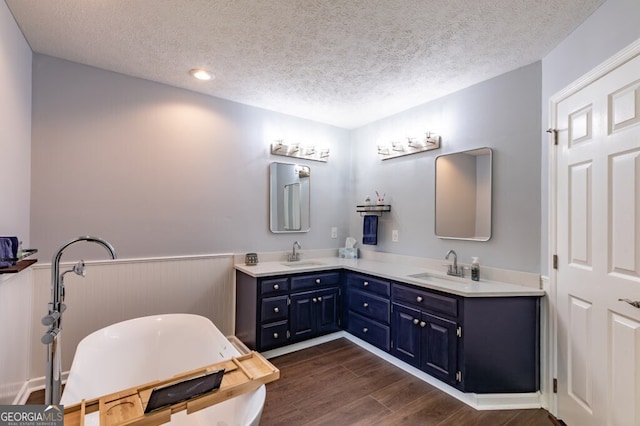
[
  {"xmin": 26, "ymin": 338, "xmax": 557, "ymax": 425},
  {"xmin": 262, "ymin": 338, "xmax": 557, "ymax": 426}
]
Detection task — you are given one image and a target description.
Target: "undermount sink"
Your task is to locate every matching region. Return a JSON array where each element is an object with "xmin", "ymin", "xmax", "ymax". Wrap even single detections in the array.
[
  {"xmin": 281, "ymin": 261, "xmax": 325, "ymax": 267},
  {"xmin": 407, "ymin": 272, "xmax": 467, "ymax": 284}
]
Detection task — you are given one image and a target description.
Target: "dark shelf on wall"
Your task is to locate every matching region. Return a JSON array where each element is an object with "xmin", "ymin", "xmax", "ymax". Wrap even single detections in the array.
[
  {"xmin": 0, "ymin": 249, "xmax": 38, "ymax": 274},
  {"xmin": 0, "ymin": 259, "xmax": 37, "ymax": 274},
  {"xmin": 356, "ymin": 205, "xmax": 391, "ymax": 216}
]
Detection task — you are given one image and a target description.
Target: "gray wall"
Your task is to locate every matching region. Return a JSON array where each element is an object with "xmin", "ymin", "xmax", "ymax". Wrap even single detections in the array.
[
  {"xmin": 27, "ymin": 0, "xmax": 640, "ymax": 274},
  {"xmin": 539, "ymin": 0, "xmax": 640, "ymax": 275},
  {"xmin": 31, "ymin": 56, "xmax": 542, "ymax": 273},
  {"xmin": 350, "ymin": 63, "xmax": 542, "ymax": 273},
  {"xmin": 31, "ymin": 55, "xmax": 351, "ymax": 260},
  {"xmin": 0, "ymin": 0, "xmax": 31, "ymax": 244}
]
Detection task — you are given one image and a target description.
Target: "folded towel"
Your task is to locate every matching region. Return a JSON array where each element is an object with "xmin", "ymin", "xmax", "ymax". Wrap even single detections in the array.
[
  {"xmin": 362, "ymin": 215, "xmax": 378, "ymax": 245},
  {"xmin": 0, "ymin": 238, "xmax": 14, "ymax": 268}
]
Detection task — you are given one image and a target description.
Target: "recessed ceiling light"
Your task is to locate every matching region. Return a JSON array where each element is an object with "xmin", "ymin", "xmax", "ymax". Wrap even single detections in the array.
[{"xmin": 189, "ymin": 69, "xmax": 214, "ymax": 81}]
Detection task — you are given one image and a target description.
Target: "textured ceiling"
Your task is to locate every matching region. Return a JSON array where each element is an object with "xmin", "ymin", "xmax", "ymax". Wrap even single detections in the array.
[{"xmin": 7, "ymin": 0, "xmax": 605, "ymax": 129}]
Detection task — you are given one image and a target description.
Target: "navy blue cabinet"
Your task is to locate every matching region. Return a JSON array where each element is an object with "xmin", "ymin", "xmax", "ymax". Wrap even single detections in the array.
[
  {"xmin": 391, "ymin": 282, "xmax": 460, "ymax": 386},
  {"xmin": 290, "ymin": 287, "xmax": 340, "ymax": 341},
  {"xmin": 390, "ymin": 303, "xmax": 421, "ymax": 366},
  {"xmin": 236, "ymin": 270, "xmax": 341, "ymax": 352},
  {"xmin": 239, "ymin": 269, "xmax": 539, "ymax": 394},
  {"xmin": 345, "ymin": 273, "xmax": 391, "ymax": 351},
  {"xmin": 390, "ymin": 281, "xmax": 539, "ymax": 393},
  {"xmin": 420, "ymin": 311, "xmax": 458, "ymax": 385}
]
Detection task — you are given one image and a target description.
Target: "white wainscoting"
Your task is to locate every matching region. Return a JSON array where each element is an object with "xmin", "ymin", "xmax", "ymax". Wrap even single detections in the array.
[
  {"xmin": 0, "ymin": 268, "xmax": 34, "ymax": 404},
  {"xmin": 29, "ymin": 254, "xmax": 235, "ymax": 382}
]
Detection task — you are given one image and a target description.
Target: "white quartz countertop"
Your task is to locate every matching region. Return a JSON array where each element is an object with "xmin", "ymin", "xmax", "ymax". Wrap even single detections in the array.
[{"xmin": 234, "ymin": 257, "xmax": 544, "ymax": 297}]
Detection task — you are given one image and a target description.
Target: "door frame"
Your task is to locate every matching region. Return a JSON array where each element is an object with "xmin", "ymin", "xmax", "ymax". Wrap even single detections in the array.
[{"xmin": 547, "ymin": 37, "xmax": 640, "ymax": 419}]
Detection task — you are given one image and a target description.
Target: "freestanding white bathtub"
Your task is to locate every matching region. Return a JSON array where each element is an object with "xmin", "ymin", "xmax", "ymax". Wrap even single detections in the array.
[{"xmin": 60, "ymin": 314, "xmax": 266, "ymax": 425}]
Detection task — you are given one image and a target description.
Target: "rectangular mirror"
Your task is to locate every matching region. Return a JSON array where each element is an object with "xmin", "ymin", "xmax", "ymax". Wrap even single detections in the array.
[
  {"xmin": 269, "ymin": 162, "xmax": 311, "ymax": 233},
  {"xmin": 435, "ymin": 148, "xmax": 492, "ymax": 241}
]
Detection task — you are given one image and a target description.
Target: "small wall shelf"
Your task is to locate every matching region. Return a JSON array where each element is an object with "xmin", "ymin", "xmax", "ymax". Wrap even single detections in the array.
[
  {"xmin": 0, "ymin": 259, "xmax": 37, "ymax": 274},
  {"xmin": 356, "ymin": 205, "xmax": 391, "ymax": 216},
  {"xmin": 0, "ymin": 249, "xmax": 38, "ymax": 274}
]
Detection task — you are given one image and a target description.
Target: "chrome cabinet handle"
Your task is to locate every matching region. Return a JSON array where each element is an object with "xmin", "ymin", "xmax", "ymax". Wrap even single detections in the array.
[
  {"xmin": 273, "ymin": 284, "xmax": 279, "ymax": 290},
  {"xmin": 363, "ymin": 281, "xmax": 369, "ymax": 286},
  {"xmin": 419, "ymin": 321, "xmax": 426, "ymax": 327},
  {"xmin": 273, "ymin": 332, "xmax": 279, "ymax": 339},
  {"xmin": 312, "ymin": 297, "xmax": 318, "ymax": 303},
  {"xmin": 363, "ymin": 302, "xmax": 369, "ymax": 308},
  {"xmin": 416, "ymin": 296, "xmax": 423, "ymax": 302},
  {"xmin": 413, "ymin": 318, "xmax": 419, "ymax": 325},
  {"xmin": 273, "ymin": 307, "xmax": 279, "ymax": 313},
  {"xmin": 315, "ymin": 279, "xmax": 321, "ymax": 284},
  {"xmin": 363, "ymin": 328, "xmax": 368, "ymax": 333},
  {"xmin": 619, "ymin": 298, "xmax": 640, "ymax": 308},
  {"xmin": 317, "ymin": 296, "xmax": 323, "ymax": 302}
]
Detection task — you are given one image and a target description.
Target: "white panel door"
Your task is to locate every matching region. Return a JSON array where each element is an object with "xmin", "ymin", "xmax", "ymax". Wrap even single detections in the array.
[{"xmin": 555, "ymin": 47, "xmax": 640, "ymax": 426}]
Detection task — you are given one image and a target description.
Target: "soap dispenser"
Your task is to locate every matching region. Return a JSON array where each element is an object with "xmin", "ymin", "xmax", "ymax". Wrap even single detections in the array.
[{"xmin": 471, "ymin": 257, "xmax": 480, "ymax": 281}]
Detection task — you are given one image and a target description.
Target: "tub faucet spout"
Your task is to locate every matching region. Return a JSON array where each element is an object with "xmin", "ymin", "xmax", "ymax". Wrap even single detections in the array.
[{"xmin": 43, "ymin": 236, "xmax": 117, "ymax": 405}]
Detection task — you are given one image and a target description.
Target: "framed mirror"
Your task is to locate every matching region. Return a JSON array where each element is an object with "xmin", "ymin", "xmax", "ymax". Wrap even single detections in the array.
[
  {"xmin": 435, "ymin": 148, "xmax": 492, "ymax": 241},
  {"xmin": 269, "ymin": 162, "xmax": 311, "ymax": 233}
]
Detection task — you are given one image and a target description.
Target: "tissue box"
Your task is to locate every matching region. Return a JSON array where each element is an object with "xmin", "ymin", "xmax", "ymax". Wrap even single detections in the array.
[{"xmin": 338, "ymin": 248, "xmax": 358, "ymax": 259}]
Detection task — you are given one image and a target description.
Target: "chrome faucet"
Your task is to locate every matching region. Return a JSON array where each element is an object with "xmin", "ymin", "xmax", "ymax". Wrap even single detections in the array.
[
  {"xmin": 43, "ymin": 236, "xmax": 117, "ymax": 405},
  {"xmin": 288, "ymin": 241, "xmax": 301, "ymax": 262},
  {"xmin": 445, "ymin": 249, "xmax": 464, "ymax": 277}
]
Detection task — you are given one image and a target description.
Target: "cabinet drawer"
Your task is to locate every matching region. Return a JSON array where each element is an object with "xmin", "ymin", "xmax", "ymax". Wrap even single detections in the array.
[
  {"xmin": 260, "ymin": 320, "xmax": 288, "ymax": 349},
  {"xmin": 261, "ymin": 295, "xmax": 288, "ymax": 322},
  {"xmin": 291, "ymin": 271, "xmax": 340, "ymax": 290},
  {"xmin": 348, "ymin": 289, "xmax": 390, "ymax": 324},
  {"xmin": 392, "ymin": 283, "xmax": 458, "ymax": 318},
  {"xmin": 347, "ymin": 273, "xmax": 390, "ymax": 297},
  {"xmin": 347, "ymin": 312, "xmax": 390, "ymax": 351},
  {"xmin": 260, "ymin": 277, "xmax": 289, "ymax": 295}
]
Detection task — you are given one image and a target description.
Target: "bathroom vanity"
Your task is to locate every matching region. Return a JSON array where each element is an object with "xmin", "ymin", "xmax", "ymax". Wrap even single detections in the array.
[
  {"xmin": 235, "ymin": 270, "xmax": 342, "ymax": 351},
  {"xmin": 235, "ymin": 258, "xmax": 542, "ymax": 394}
]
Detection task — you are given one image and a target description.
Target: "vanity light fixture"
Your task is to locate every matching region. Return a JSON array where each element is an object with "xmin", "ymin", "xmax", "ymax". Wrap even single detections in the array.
[
  {"xmin": 270, "ymin": 139, "xmax": 330, "ymax": 162},
  {"xmin": 189, "ymin": 68, "xmax": 214, "ymax": 81},
  {"xmin": 377, "ymin": 132, "xmax": 441, "ymax": 160}
]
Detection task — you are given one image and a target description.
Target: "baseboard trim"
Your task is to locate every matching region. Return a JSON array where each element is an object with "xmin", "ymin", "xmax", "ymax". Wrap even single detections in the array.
[
  {"xmin": 12, "ymin": 372, "xmax": 69, "ymax": 405},
  {"xmin": 342, "ymin": 333, "xmax": 542, "ymax": 410},
  {"xmin": 261, "ymin": 331, "xmax": 346, "ymax": 359}
]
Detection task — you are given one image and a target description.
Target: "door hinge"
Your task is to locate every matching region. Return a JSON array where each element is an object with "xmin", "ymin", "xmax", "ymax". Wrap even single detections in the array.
[
  {"xmin": 456, "ymin": 326, "xmax": 462, "ymax": 338},
  {"xmin": 553, "ymin": 378, "xmax": 558, "ymax": 393},
  {"xmin": 553, "ymin": 255, "xmax": 558, "ymax": 270},
  {"xmin": 456, "ymin": 371, "xmax": 462, "ymax": 382},
  {"xmin": 546, "ymin": 128, "xmax": 558, "ymax": 145}
]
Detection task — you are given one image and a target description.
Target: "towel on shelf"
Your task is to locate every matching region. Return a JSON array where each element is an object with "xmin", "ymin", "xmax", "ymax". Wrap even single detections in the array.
[
  {"xmin": 362, "ymin": 215, "xmax": 378, "ymax": 245},
  {"xmin": 0, "ymin": 238, "xmax": 14, "ymax": 268}
]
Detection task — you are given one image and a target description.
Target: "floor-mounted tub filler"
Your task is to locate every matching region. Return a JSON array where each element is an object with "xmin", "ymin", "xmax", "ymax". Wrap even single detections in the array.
[
  {"xmin": 42, "ymin": 236, "xmax": 118, "ymax": 405},
  {"xmin": 60, "ymin": 314, "xmax": 267, "ymax": 425}
]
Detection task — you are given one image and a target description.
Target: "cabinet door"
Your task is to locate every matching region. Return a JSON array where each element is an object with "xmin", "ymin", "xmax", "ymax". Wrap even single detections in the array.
[
  {"xmin": 316, "ymin": 287, "xmax": 340, "ymax": 334},
  {"xmin": 420, "ymin": 312, "xmax": 458, "ymax": 385},
  {"xmin": 391, "ymin": 303, "xmax": 421, "ymax": 367},
  {"xmin": 290, "ymin": 291, "xmax": 315, "ymax": 340}
]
